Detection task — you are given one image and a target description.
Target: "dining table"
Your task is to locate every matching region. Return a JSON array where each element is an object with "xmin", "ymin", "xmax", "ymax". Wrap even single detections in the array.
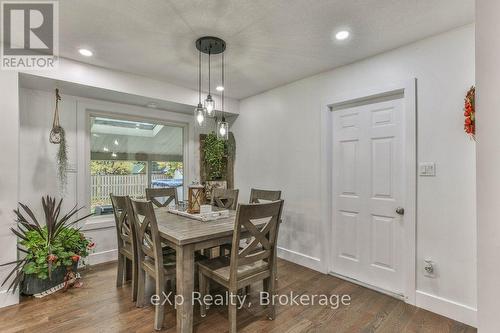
[{"xmin": 154, "ymin": 207, "xmax": 269, "ymax": 333}]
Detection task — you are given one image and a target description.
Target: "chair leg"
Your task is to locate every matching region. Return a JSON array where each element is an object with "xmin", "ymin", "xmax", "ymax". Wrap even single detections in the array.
[
  {"xmin": 116, "ymin": 253, "xmax": 124, "ymax": 287},
  {"xmin": 266, "ymin": 276, "xmax": 276, "ymax": 320},
  {"xmin": 199, "ymin": 271, "xmax": 207, "ymax": 317},
  {"xmin": 154, "ymin": 276, "xmax": 166, "ymax": 330},
  {"xmin": 136, "ymin": 266, "xmax": 146, "ymax": 308},
  {"xmin": 228, "ymin": 289, "xmax": 238, "ymax": 333},
  {"xmin": 131, "ymin": 258, "xmax": 138, "ymax": 302}
]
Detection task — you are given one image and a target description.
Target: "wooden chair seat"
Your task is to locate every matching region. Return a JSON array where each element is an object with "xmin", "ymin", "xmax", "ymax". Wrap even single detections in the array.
[{"xmin": 198, "ymin": 256, "xmax": 270, "ymax": 285}]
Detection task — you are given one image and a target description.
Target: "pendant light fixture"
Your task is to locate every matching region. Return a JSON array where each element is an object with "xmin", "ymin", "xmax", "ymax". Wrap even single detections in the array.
[
  {"xmin": 217, "ymin": 52, "xmax": 229, "ymax": 140},
  {"xmin": 204, "ymin": 50, "xmax": 215, "ymax": 116},
  {"xmin": 195, "ymin": 37, "xmax": 226, "ymax": 128},
  {"xmin": 194, "ymin": 49, "xmax": 206, "ymax": 126}
]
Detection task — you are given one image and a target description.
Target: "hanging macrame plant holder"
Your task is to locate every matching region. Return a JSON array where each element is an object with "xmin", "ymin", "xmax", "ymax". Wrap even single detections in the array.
[
  {"xmin": 49, "ymin": 89, "xmax": 68, "ymax": 193},
  {"xmin": 49, "ymin": 89, "xmax": 63, "ymax": 144}
]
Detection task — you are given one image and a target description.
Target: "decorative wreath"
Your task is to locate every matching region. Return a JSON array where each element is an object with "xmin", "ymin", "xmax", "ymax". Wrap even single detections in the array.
[{"xmin": 464, "ymin": 86, "xmax": 475, "ymax": 140}]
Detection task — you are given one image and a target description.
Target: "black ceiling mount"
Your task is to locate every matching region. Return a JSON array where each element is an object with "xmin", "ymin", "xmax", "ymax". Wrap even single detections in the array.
[{"xmin": 196, "ymin": 36, "xmax": 226, "ymax": 55}]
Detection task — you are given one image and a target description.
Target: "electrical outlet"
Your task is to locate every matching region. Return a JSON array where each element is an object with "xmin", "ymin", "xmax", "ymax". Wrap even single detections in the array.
[
  {"xmin": 419, "ymin": 162, "xmax": 436, "ymax": 176},
  {"xmin": 424, "ymin": 259, "xmax": 436, "ymax": 277}
]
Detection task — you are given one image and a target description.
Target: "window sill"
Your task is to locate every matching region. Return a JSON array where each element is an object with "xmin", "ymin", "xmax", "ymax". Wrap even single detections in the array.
[{"xmin": 81, "ymin": 214, "xmax": 115, "ymax": 231}]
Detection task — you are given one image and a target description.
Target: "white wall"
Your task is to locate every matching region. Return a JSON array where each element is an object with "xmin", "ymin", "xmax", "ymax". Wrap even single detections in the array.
[
  {"xmin": 0, "ymin": 72, "xmax": 20, "ymax": 307},
  {"xmin": 476, "ymin": 1, "xmax": 500, "ymax": 332},
  {"xmin": 233, "ymin": 25, "xmax": 476, "ymax": 325}
]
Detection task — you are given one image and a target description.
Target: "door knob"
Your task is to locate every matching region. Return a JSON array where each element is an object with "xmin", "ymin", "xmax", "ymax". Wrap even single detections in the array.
[{"xmin": 396, "ymin": 207, "xmax": 405, "ymax": 215}]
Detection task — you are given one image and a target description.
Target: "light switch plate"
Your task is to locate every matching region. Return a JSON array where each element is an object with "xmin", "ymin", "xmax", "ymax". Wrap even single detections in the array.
[{"xmin": 419, "ymin": 162, "xmax": 436, "ymax": 176}]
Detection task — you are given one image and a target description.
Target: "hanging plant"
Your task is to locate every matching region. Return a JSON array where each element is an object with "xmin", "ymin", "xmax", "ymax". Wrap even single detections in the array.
[
  {"xmin": 464, "ymin": 86, "xmax": 475, "ymax": 141},
  {"xmin": 203, "ymin": 132, "xmax": 226, "ymax": 180},
  {"xmin": 49, "ymin": 89, "xmax": 68, "ymax": 191}
]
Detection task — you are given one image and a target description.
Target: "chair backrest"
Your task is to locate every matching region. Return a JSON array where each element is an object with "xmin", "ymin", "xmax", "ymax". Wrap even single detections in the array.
[
  {"xmin": 110, "ymin": 194, "xmax": 134, "ymax": 252},
  {"xmin": 229, "ymin": 200, "xmax": 284, "ymax": 281},
  {"xmin": 146, "ymin": 187, "xmax": 179, "ymax": 208},
  {"xmin": 249, "ymin": 188, "xmax": 282, "ymax": 203},
  {"xmin": 127, "ymin": 199, "xmax": 164, "ymax": 275},
  {"xmin": 211, "ymin": 188, "xmax": 239, "ymax": 210}
]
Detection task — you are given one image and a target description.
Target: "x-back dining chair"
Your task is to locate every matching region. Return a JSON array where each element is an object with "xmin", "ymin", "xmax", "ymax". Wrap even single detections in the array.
[
  {"xmin": 198, "ymin": 200, "xmax": 284, "ymax": 333},
  {"xmin": 210, "ymin": 188, "xmax": 240, "ymax": 257},
  {"xmin": 146, "ymin": 187, "xmax": 179, "ymax": 208},
  {"xmin": 249, "ymin": 188, "xmax": 282, "ymax": 203},
  {"xmin": 110, "ymin": 194, "xmax": 138, "ymax": 302},
  {"xmin": 127, "ymin": 198, "xmax": 176, "ymax": 331},
  {"xmin": 211, "ymin": 188, "xmax": 239, "ymax": 210}
]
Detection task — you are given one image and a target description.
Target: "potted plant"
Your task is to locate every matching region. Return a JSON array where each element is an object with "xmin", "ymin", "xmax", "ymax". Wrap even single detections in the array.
[{"xmin": 1, "ymin": 196, "xmax": 94, "ymax": 295}]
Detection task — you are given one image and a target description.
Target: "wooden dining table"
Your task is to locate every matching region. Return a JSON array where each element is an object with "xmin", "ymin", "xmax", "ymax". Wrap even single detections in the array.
[{"xmin": 154, "ymin": 207, "xmax": 268, "ymax": 333}]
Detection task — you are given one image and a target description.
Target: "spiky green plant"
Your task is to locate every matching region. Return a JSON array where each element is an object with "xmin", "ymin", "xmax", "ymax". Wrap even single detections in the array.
[{"xmin": 0, "ymin": 196, "xmax": 92, "ymax": 292}]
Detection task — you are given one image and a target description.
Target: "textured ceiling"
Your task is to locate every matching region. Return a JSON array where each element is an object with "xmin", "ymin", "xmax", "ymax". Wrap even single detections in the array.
[{"xmin": 57, "ymin": 0, "xmax": 474, "ymax": 99}]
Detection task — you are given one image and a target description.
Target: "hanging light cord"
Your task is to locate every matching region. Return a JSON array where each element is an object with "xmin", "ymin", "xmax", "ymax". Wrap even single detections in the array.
[
  {"xmin": 208, "ymin": 49, "xmax": 211, "ymax": 96},
  {"xmin": 222, "ymin": 52, "xmax": 225, "ymax": 115},
  {"xmin": 198, "ymin": 50, "xmax": 201, "ymax": 104}
]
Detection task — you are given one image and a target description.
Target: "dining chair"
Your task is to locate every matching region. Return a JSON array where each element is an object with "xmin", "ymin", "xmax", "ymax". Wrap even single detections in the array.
[
  {"xmin": 211, "ymin": 188, "xmax": 239, "ymax": 210},
  {"xmin": 127, "ymin": 198, "xmax": 176, "ymax": 331},
  {"xmin": 146, "ymin": 187, "xmax": 179, "ymax": 208},
  {"xmin": 221, "ymin": 188, "xmax": 282, "ymax": 257},
  {"xmin": 249, "ymin": 188, "xmax": 282, "ymax": 203},
  {"xmin": 110, "ymin": 194, "xmax": 138, "ymax": 302},
  {"xmin": 197, "ymin": 200, "xmax": 284, "ymax": 333},
  {"xmin": 211, "ymin": 188, "xmax": 239, "ymax": 257}
]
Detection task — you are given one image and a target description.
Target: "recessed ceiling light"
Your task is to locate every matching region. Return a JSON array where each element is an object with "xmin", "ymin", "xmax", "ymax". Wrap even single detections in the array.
[
  {"xmin": 78, "ymin": 48, "xmax": 93, "ymax": 57},
  {"xmin": 216, "ymin": 86, "xmax": 224, "ymax": 92},
  {"xmin": 335, "ymin": 30, "xmax": 350, "ymax": 41},
  {"xmin": 111, "ymin": 152, "xmax": 117, "ymax": 158},
  {"xmin": 103, "ymin": 147, "xmax": 109, "ymax": 152},
  {"xmin": 146, "ymin": 102, "xmax": 158, "ymax": 108},
  {"xmin": 114, "ymin": 139, "xmax": 119, "ymax": 146}
]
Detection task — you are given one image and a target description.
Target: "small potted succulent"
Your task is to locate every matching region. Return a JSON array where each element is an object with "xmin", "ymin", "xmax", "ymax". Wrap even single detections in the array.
[{"xmin": 1, "ymin": 196, "xmax": 94, "ymax": 295}]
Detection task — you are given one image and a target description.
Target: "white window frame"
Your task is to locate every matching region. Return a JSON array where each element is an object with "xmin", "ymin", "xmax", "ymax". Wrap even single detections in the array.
[{"xmin": 76, "ymin": 99, "xmax": 194, "ymax": 225}]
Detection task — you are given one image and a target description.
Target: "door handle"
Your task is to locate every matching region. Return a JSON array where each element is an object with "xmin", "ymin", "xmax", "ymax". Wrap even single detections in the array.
[{"xmin": 396, "ymin": 207, "xmax": 405, "ymax": 215}]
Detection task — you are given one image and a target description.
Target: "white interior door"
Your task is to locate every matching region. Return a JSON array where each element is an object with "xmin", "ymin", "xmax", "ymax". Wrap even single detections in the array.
[{"xmin": 331, "ymin": 98, "xmax": 405, "ymax": 296}]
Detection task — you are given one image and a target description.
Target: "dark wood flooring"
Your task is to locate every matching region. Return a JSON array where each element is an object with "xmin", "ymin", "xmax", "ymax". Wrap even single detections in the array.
[{"xmin": 0, "ymin": 259, "xmax": 476, "ymax": 333}]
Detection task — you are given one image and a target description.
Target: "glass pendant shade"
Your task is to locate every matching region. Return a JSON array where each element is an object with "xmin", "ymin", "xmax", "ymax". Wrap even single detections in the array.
[
  {"xmin": 204, "ymin": 95, "xmax": 215, "ymax": 116},
  {"xmin": 217, "ymin": 118, "xmax": 229, "ymax": 140},
  {"xmin": 194, "ymin": 104, "xmax": 206, "ymax": 126}
]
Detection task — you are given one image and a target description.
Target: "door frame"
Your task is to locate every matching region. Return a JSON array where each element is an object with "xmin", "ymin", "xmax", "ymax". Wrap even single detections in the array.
[{"xmin": 319, "ymin": 79, "xmax": 417, "ymax": 305}]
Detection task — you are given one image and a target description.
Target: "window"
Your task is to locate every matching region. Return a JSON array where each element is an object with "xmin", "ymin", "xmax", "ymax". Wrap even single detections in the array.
[{"xmin": 90, "ymin": 116, "xmax": 184, "ymax": 214}]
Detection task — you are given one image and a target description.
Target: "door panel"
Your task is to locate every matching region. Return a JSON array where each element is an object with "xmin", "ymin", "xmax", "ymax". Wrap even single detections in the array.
[{"xmin": 332, "ymin": 98, "xmax": 405, "ymax": 296}]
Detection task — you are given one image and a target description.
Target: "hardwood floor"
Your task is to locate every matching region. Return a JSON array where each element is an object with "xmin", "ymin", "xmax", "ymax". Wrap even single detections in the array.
[{"xmin": 0, "ymin": 259, "xmax": 475, "ymax": 333}]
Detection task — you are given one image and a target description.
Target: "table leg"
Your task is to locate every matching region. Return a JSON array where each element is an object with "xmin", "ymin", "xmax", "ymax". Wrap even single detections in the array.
[{"xmin": 176, "ymin": 244, "xmax": 195, "ymax": 333}]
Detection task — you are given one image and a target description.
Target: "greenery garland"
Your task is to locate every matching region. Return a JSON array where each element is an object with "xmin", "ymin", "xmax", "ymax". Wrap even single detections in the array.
[{"xmin": 56, "ymin": 127, "xmax": 68, "ymax": 192}]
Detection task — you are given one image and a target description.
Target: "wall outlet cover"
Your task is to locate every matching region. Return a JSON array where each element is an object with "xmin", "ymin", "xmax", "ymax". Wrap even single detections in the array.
[{"xmin": 419, "ymin": 162, "xmax": 436, "ymax": 176}]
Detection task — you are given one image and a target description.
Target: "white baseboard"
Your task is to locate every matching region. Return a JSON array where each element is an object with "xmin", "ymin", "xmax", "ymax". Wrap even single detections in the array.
[
  {"xmin": 277, "ymin": 247, "xmax": 323, "ymax": 272},
  {"xmin": 87, "ymin": 249, "xmax": 118, "ymax": 265},
  {"xmin": 0, "ymin": 290, "xmax": 18, "ymax": 309},
  {"xmin": 415, "ymin": 290, "xmax": 477, "ymax": 327}
]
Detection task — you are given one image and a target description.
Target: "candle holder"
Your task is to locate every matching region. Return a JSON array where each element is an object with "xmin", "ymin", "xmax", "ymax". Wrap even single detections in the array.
[{"xmin": 187, "ymin": 184, "xmax": 205, "ymax": 214}]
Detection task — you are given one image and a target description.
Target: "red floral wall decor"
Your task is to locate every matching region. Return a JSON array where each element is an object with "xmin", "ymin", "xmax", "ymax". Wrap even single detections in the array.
[{"xmin": 464, "ymin": 86, "xmax": 475, "ymax": 140}]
